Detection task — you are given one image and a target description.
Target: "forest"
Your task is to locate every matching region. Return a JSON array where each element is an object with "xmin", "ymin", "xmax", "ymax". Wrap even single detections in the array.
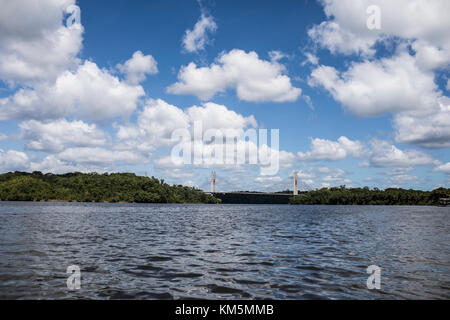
[
  {"xmin": 289, "ymin": 186, "xmax": 449, "ymax": 206},
  {"xmin": 0, "ymin": 172, "xmax": 447, "ymax": 205},
  {"xmin": 0, "ymin": 171, "xmax": 219, "ymax": 204}
]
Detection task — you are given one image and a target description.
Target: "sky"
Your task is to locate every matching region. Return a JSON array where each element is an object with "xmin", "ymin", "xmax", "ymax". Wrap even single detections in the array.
[{"xmin": 0, "ymin": 0, "xmax": 449, "ymax": 192}]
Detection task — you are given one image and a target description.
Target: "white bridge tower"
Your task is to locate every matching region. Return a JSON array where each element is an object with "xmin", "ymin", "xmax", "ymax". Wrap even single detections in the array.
[
  {"xmin": 210, "ymin": 171, "xmax": 216, "ymax": 193},
  {"xmin": 293, "ymin": 171, "xmax": 298, "ymax": 196}
]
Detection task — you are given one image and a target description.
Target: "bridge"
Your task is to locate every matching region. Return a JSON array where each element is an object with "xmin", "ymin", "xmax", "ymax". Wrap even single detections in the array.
[{"xmin": 208, "ymin": 171, "xmax": 311, "ymax": 204}]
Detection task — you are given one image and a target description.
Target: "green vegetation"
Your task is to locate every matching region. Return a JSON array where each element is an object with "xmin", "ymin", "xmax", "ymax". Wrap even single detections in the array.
[
  {"xmin": 290, "ymin": 186, "xmax": 449, "ymax": 206},
  {"xmin": 0, "ymin": 171, "xmax": 219, "ymax": 203}
]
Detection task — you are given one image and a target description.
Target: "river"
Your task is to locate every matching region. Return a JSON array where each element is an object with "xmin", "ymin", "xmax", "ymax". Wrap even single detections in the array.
[{"xmin": 0, "ymin": 202, "xmax": 448, "ymax": 299}]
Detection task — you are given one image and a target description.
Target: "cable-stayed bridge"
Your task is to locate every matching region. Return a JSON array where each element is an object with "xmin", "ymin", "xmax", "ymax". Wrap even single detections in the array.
[{"xmin": 207, "ymin": 171, "xmax": 312, "ymax": 204}]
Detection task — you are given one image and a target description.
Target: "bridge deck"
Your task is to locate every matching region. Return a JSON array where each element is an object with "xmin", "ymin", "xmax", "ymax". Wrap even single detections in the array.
[{"xmin": 209, "ymin": 192, "xmax": 305, "ymax": 204}]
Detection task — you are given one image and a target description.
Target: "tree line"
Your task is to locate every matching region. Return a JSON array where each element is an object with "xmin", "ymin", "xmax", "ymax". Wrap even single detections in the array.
[
  {"xmin": 0, "ymin": 171, "xmax": 219, "ymax": 204},
  {"xmin": 289, "ymin": 186, "xmax": 449, "ymax": 206}
]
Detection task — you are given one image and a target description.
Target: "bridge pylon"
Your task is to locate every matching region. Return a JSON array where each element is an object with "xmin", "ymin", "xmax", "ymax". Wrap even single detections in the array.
[
  {"xmin": 293, "ymin": 171, "xmax": 298, "ymax": 195},
  {"xmin": 210, "ymin": 171, "xmax": 216, "ymax": 193}
]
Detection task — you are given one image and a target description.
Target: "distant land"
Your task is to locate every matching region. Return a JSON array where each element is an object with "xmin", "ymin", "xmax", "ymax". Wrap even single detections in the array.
[
  {"xmin": 289, "ymin": 186, "xmax": 449, "ymax": 206},
  {"xmin": 0, "ymin": 171, "xmax": 218, "ymax": 204},
  {"xmin": 0, "ymin": 171, "xmax": 448, "ymax": 206}
]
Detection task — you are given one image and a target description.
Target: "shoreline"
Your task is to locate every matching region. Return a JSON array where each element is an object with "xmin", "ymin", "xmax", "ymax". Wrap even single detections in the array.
[{"xmin": 0, "ymin": 200, "xmax": 444, "ymax": 206}]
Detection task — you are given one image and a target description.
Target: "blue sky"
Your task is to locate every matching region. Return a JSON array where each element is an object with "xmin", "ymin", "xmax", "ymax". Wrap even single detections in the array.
[{"xmin": 0, "ymin": 0, "xmax": 449, "ymax": 191}]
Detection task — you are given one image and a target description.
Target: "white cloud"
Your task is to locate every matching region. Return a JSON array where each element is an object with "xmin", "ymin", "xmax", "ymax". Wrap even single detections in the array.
[
  {"xmin": 302, "ymin": 52, "xmax": 319, "ymax": 66},
  {"xmin": 311, "ymin": 167, "xmax": 351, "ymax": 185},
  {"xmin": 117, "ymin": 50, "xmax": 158, "ymax": 85},
  {"xmin": 309, "ymin": 0, "xmax": 450, "ymax": 59},
  {"xmin": 255, "ymin": 175, "xmax": 282, "ymax": 183},
  {"xmin": 292, "ymin": 169, "xmax": 316, "ymax": 179},
  {"xmin": 160, "ymin": 168, "xmax": 196, "ymax": 179},
  {"xmin": 167, "ymin": 49, "xmax": 301, "ymax": 102},
  {"xmin": 134, "ymin": 99, "xmax": 296, "ymax": 175},
  {"xmin": 433, "ymin": 162, "xmax": 450, "ymax": 174},
  {"xmin": 0, "ymin": 149, "xmax": 29, "ymax": 172},
  {"xmin": 302, "ymin": 95, "xmax": 315, "ymax": 110},
  {"xmin": 57, "ymin": 147, "xmax": 146, "ymax": 165},
  {"xmin": 393, "ymin": 96, "xmax": 450, "ymax": 149},
  {"xmin": 298, "ymin": 136, "xmax": 364, "ymax": 161},
  {"xmin": 308, "ymin": 53, "xmax": 440, "ymax": 117},
  {"xmin": 19, "ymin": 119, "xmax": 108, "ymax": 153},
  {"xmin": 385, "ymin": 167, "xmax": 413, "ymax": 176},
  {"xmin": 308, "ymin": 51, "xmax": 450, "ymax": 149},
  {"xmin": 116, "ymin": 98, "xmax": 189, "ymax": 148},
  {"xmin": 323, "ymin": 175, "xmax": 351, "ymax": 184},
  {"xmin": 308, "ymin": 0, "xmax": 450, "ymax": 150},
  {"xmin": 412, "ymin": 40, "xmax": 450, "ymax": 71},
  {"xmin": 0, "ymin": 60, "xmax": 145, "ymax": 120},
  {"xmin": 182, "ymin": 14, "xmax": 217, "ymax": 53},
  {"xmin": 187, "ymin": 102, "xmax": 257, "ymax": 136},
  {"xmin": 29, "ymin": 155, "xmax": 105, "ymax": 174},
  {"xmin": 116, "ymin": 99, "xmax": 259, "ymax": 163},
  {"xmin": 364, "ymin": 139, "xmax": 437, "ymax": 168},
  {"xmin": 386, "ymin": 174, "xmax": 418, "ymax": 185},
  {"xmin": 306, "ymin": 0, "xmax": 450, "ymax": 152},
  {"xmin": 0, "ymin": 0, "xmax": 83, "ymax": 85},
  {"xmin": 268, "ymin": 50, "xmax": 287, "ymax": 62},
  {"xmin": 308, "ymin": 21, "xmax": 377, "ymax": 57}
]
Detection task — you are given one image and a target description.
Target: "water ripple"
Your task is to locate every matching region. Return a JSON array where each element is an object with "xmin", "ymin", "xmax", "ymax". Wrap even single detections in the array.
[{"xmin": 0, "ymin": 202, "xmax": 448, "ymax": 299}]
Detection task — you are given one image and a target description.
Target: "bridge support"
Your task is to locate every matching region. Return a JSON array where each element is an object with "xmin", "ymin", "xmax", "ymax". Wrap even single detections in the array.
[
  {"xmin": 293, "ymin": 171, "xmax": 298, "ymax": 196},
  {"xmin": 210, "ymin": 171, "xmax": 216, "ymax": 193}
]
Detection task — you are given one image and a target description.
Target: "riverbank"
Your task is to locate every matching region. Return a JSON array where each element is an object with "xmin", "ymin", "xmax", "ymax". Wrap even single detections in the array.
[
  {"xmin": 289, "ymin": 186, "xmax": 449, "ymax": 206},
  {"xmin": 0, "ymin": 171, "xmax": 219, "ymax": 204}
]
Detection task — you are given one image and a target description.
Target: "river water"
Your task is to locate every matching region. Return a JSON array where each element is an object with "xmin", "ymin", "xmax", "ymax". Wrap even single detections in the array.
[{"xmin": 0, "ymin": 202, "xmax": 448, "ymax": 299}]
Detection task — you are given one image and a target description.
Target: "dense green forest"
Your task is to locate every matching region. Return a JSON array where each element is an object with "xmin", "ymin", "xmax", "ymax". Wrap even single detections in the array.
[
  {"xmin": 0, "ymin": 171, "xmax": 219, "ymax": 203},
  {"xmin": 289, "ymin": 186, "xmax": 449, "ymax": 205}
]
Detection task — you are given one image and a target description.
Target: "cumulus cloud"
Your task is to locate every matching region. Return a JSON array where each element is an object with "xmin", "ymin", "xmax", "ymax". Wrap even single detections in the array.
[
  {"xmin": 386, "ymin": 174, "xmax": 419, "ymax": 186},
  {"xmin": 0, "ymin": 0, "xmax": 83, "ymax": 85},
  {"xmin": 393, "ymin": 97, "xmax": 450, "ymax": 149},
  {"xmin": 19, "ymin": 119, "xmax": 108, "ymax": 153},
  {"xmin": 323, "ymin": 175, "xmax": 351, "ymax": 184},
  {"xmin": 309, "ymin": 0, "xmax": 450, "ymax": 59},
  {"xmin": 433, "ymin": 162, "xmax": 450, "ymax": 174},
  {"xmin": 116, "ymin": 99, "xmax": 260, "ymax": 161},
  {"xmin": 167, "ymin": 49, "xmax": 301, "ymax": 102},
  {"xmin": 186, "ymin": 102, "xmax": 257, "ymax": 135},
  {"xmin": 124, "ymin": 99, "xmax": 297, "ymax": 175},
  {"xmin": 268, "ymin": 50, "xmax": 287, "ymax": 62},
  {"xmin": 308, "ymin": 0, "xmax": 450, "ymax": 150},
  {"xmin": 29, "ymin": 155, "xmax": 105, "ymax": 174},
  {"xmin": 0, "ymin": 149, "xmax": 29, "ymax": 172},
  {"xmin": 364, "ymin": 139, "xmax": 437, "ymax": 168},
  {"xmin": 298, "ymin": 136, "xmax": 364, "ymax": 161},
  {"xmin": 117, "ymin": 50, "xmax": 158, "ymax": 84},
  {"xmin": 255, "ymin": 175, "xmax": 283, "ymax": 183},
  {"xmin": 57, "ymin": 147, "xmax": 146, "ymax": 165},
  {"xmin": 308, "ymin": 53, "xmax": 440, "ymax": 117},
  {"xmin": 116, "ymin": 98, "xmax": 189, "ymax": 148},
  {"xmin": 0, "ymin": 60, "xmax": 146, "ymax": 120},
  {"xmin": 182, "ymin": 14, "xmax": 217, "ymax": 53},
  {"xmin": 301, "ymin": 52, "xmax": 319, "ymax": 66},
  {"xmin": 308, "ymin": 51, "xmax": 450, "ymax": 149}
]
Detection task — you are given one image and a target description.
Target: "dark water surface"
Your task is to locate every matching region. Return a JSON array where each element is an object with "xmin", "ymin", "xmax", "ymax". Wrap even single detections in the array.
[{"xmin": 0, "ymin": 202, "xmax": 448, "ymax": 299}]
